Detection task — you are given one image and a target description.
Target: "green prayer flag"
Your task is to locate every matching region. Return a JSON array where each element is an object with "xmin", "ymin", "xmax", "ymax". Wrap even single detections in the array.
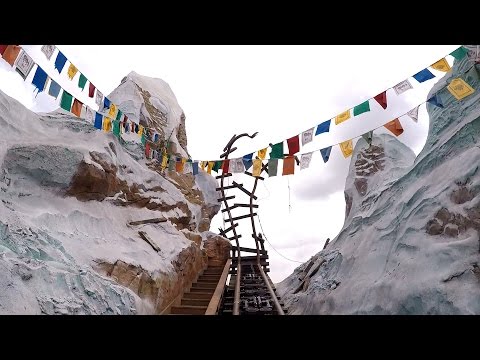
[
  {"xmin": 362, "ymin": 131, "xmax": 373, "ymax": 146},
  {"xmin": 450, "ymin": 46, "xmax": 468, "ymax": 61},
  {"xmin": 141, "ymin": 132, "xmax": 146, "ymax": 145},
  {"xmin": 113, "ymin": 120, "xmax": 121, "ymax": 138},
  {"xmin": 270, "ymin": 142, "xmax": 284, "ymax": 159},
  {"xmin": 116, "ymin": 109, "xmax": 123, "ymax": 121},
  {"xmin": 168, "ymin": 157, "xmax": 175, "ymax": 171},
  {"xmin": 78, "ymin": 74, "xmax": 87, "ymax": 90},
  {"xmin": 213, "ymin": 160, "xmax": 222, "ymax": 172},
  {"xmin": 60, "ymin": 91, "xmax": 73, "ymax": 112},
  {"xmin": 353, "ymin": 100, "xmax": 370, "ymax": 116},
  {"xmin": 268, "ymin": 159, "xmax": 278, "ymax": 177}
]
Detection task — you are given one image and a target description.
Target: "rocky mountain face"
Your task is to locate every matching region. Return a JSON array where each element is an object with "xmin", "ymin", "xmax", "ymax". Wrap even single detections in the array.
[
  {"xmin": 0, "ymin": 73, "xmax": 229, "ymax": 314},
  {"xmin": 278, "ymin": 48, "xmax": 480, "ymax": 314}
]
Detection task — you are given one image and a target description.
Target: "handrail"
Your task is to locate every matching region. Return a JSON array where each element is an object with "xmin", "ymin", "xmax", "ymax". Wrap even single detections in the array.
[{"xmin": 205, "ymin": 258, "xmax": 232, "ymax": 315}]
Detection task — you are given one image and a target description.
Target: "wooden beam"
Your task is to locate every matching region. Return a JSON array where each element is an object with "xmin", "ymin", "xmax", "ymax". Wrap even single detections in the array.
[
  {"xmin": 231, "ymin": 246, "xmax": 267, "ymax": 255},
  {"xmin": 217, "ymin": 195, "xmax": 235, "ymax": 202},
  {"xmin": 216, "ymin": 173, "xmax": 232, "ymax": 179},
  {"xmin": 128, "ymin": 217, "xmax": 167, "ymax": 226},
  {"xmin": 232, "ymin": 181, "xmax": 258, "ymax": 200},
  {"xmin": 243, "ymin": 171, "xmax": 264, "ymax": 180},
  {"xmin": 228, "ymin": 234, "xmax": 242, "ymax": 241},
  {"xmin": 231, "ymin": 213, "xmax": 257, "ymax": 222},
  {"xmin": 215, "ymin": 184, "xmax": 240, "ymax": 191},
  {"xmin": 221, "ymin": 203, "xmax": 258, "ymax": 212},
  {"xmin": 222, "ymin": 223, "xmax": 239, "ymax": 234},
  {"xmin": 138, "ymin": 231, "xmax": 161, "ymax": 253},
  {"xmin": 205, "ymin": 259, "xmax": 232, "ymax": 315}
]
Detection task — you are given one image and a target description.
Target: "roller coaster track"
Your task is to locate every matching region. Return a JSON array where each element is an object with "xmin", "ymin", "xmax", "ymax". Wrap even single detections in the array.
[{"xmin": 215, "ymin": 133, "xmax": 287, "ymax": 315}]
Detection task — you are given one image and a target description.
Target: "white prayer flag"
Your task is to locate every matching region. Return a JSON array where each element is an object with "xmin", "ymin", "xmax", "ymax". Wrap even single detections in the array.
[
  {"xmin": 95, "ymin": 90, "xmax": 103, "ymax": 107},
  {"xmin": 41, "ymin": 45, "xmax": 55, "ymax": 60},
  {"xmin": 300, "ymin": 152, "xmax": 313, "ymax": 170},
  {"xmin": 301, "ymin": 127, "xmax": 314, "ymax": 146},
  {"xmin": 231, "ymin": 158, "xmax": 245, "ymax": 173},
  {"xmin": 393, "ymin": 79, "xmax": 413, "ymax": 95},
  {"xmin": 406, "ymin": 105, "xmax": 420, "ymax": 122}
]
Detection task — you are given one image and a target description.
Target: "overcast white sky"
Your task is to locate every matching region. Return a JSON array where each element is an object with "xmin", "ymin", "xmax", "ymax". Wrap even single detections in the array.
[{"xmin": 0, "ymin": 45, "xmax": 459, "ymax": 283}]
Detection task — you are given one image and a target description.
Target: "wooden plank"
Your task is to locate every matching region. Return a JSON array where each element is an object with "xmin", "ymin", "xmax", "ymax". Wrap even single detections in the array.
[
  {"xmin": 228, "ymin": 234, "xmax": 242, "ymax": 241},
  {"xmin": 216, "ymin": 173, "xmax": 232, "ymax": 179},
  {"xmin": 231, "ymin": 246, "xmax": 267, "ymax": 255},
  {"xmin": 217, "ymin": 195, "xmax": 235, "ymax": 202},
  {"xmin": 221, "ymin": 203, "xmax": 258, "ymax": 212},
  {"xmin": 138, "ymin": 231, "xmax": 161, "ymax": 253},
  {"xmin": 243, "ymin": 171, "xmax": 264, "ymax": 180},
  {"xmin": 205, "ymin": 259, "xmax": 232, "ymax": 315},
  {"xmin": 128, "ymin": 217, "xmax": 167, "ymax": 226},
  {"xmin": 232, "ymin": 255, "xmax": 268, "ymax": 262},
  {"xmin": 231, "ymin": 213, "xmax": 256, "ymax": 222},
  {"xmin": 215, "ymin": 184, "xmax": 239, "ymax": 191},
  {"xmin": 222, "ymin": 223, "xmax": 239, "ymax": 234},
  {"xmin": 232, "ymin": 181, "xmax": 258, "ymax": 200}
]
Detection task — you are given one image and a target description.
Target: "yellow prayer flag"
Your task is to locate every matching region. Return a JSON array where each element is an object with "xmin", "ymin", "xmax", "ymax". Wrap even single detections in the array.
[
  {"xmin": 103, "ymin": 117, "xmax": 112, "ymax": 132},
  {"xmin": 207, "ymin": 161, "xmax": 214, "ymax": 174},
  {"xmin": 447, "ymin": 78, "xmax": 475, "ymax": 100},
  {"xmin": 161, "ymin": 155, "xmax": 168, "ymax": 169},
  {"xmin": 339, "ymin": 139, "xmax": 353, "ymax": 158},
  {"xmin": 67, "ymin": 63, "xmax": 78, "ymax": 80},
  {"xmin": 335, "ymin": 110, "xmax": 351, "ymax": 125},
  {"xmin": 257, "ymin": 148, "xmax": 267, "ymax": 160},
  {"xmin": 138, "ymin": 125, "xmax": 144, "ymax": 136},
  {"xmin": 109, "ymin": 103, "xmax": 117, "ymax": 117},
  {"xmin": 252, "ymin": 159, "xmax": 263, "ymax": 177},
  {"xmin": 431, "ymin": 58, "xmax": 451, "ymax": 72}
]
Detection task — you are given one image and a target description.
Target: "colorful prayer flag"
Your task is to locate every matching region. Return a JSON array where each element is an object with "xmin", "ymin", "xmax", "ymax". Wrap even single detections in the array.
[
  {"xmin": 384, "ymin": 118, "xmax": 404, "ymax": 136},
  {"xmin": 413, "ymin": 68, "xmax": 435, "ymax": 83},
  {"xmin": 287, "ymin": 135, "xmax": 300, "ymax": 156},
  {"xmin": 103, "ymin": 117, "xmax": 112, "ymax": 132},
  {"xmin": 258, "ymin": 148, "xmax": 267, "ymax": 160},
  {"xmin": 0, "ymin": 45, "xmax": 7, "ymax": 55},
  {"xmin": 67, "ymin": 63, "xmax": 78, "ymax": 80},
  {"xmin": 252, "ymin": 159, "xmax": 263, "ymax": 177},
  {"xmin": 32, "ymin": 66, "xmax": 49, "ymax": 94},
  {"xmin": 95, "ymin": 90, "xmax": 103, "ymax": 106},
  {"xmin": 89, "ymin": 83, "xmax": 95, "ymax": 98},
  {"xmin": 78, "ymin": 73, "xmax": 87, "ymax": 90},
  {"xmin": 14, "ymin": 50, "xmax": 34, "ymax": 80},
  {"xmin": 243, "ymin": 153, "xmax": 253, "ymax": 170},
  {"xmin": 41, "ymin": 45, "xmax": 55, "ymax": 60},
  {"xmin": 268, "ymin": 159, "xmax": 278, "ymax": 177},
  {"xmin": 374, "ymin": 91, "xmax": 387, "ymax": 109},
  {"xmin": 109, "ymin": 103, "xmax": 117, "ymax": 118},
  {"xmin": 2, "ymin": 45, "xmax": 21, "ymax": 66},
  {"xmin": 315, "ymin": 120, "xmax": 331, "ymax": 135},
  {"xmin": 71, "ymin": 98, "xmax": 83, "ymax": 117},
  {"xmin": 113, "ymin": 119, "xmax": 121, "ymax": 138},
  {"xmin": 60, "ymin": 91, "xmax": 73, "ymax": 112},
  {"xmin": 270, "ymin": 142, "xmax": 284, "ymax": 159},
  {"xmin": 320, "ymin": 146, "xmax": 332, "ymax": 163},
  {"xmin": 301, "ymin": 127, "xmax": 314, "ymax": 146},
  {"xmin": 116, "ymin": 109, "xmax": 123, "ymax": 121},
  {"xmin": 103, "ymin": 97, "xmax": 111, "ymax": 111},
  {"xmin": 94, "ymin": 112, "xmax": 103, "ymax": 129},
  {"xmin": 339, "ymin": 140, "xmax": 353, "ymax": 158},
  {"xmin": 169, "ymin": 157, "xmax": 176, "ymax": 171},
  {"xmin": 427, "ymin": 94, "xmax": 443, "ymax": 108},
  {"xmin": 231, "ymin": 158, "xmax": 245, "ymax": 173},
  {"xmin": 393, "ymin": 79, "xmax": 413, "ymax": 95},
  {"xmin": 222, "ymin": 159, "xmax": 230, "ymax": 173},
  {"xmin": 406, "ymin": 105, "xmax": 420, "ymax": 122},
  {"xmin": 300, "ymin": 152, "xmax": 313, "ymax": 170},
  {"xmin": 335, "ymin": 110, "xmax": 351, "ymax": 125},
  {"xmin": 450, "ymin": 46, "xmax": 468, "ymax": 61},
  {"xmin": 192, "ymin": 161, "xmax": 199, "ymax": 175},
  {"xmin": 145, "ymin": 143, "xmax": 151, "ymax": 158},
  {"xmin": 353, "ymin": 100, "xmax": 370, "ymax": 116},
  {"xmin": 207, "ymin": 161, "xmax": 214, "ymax": 174},
  {"xmin": 54, "ymin": 51, "xmax": 67, "ymax": 73},
  {"xmin": 282, "ymin": 156, "xmax": 295, "ymax": 175},
  {"xmin": 213, "ymin": 160, "xmax": 222, "ymax": 172},
  {"xmin": 176, "ymin": 158, "xmax": 185, "ymax": 173},
  {"xmin": 431, "ymin": 58, "xmax": 451, "ymax": 72},
  {"xmin": 447, "ymin": 78, "xmax": 475, "ymax": 100},
  {"xmin": 85, "ymin": 107, "xmax": 94, "ymax": 123},
  {"xmin": 362, "ymin": 131, "xmax": 373, "ymax": 146}
]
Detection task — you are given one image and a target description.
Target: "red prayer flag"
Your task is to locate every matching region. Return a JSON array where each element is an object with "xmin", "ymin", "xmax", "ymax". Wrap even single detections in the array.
[
  {"xmin": 222, "ymin": 159, "xmax": 230, "ymax": 173},
  {"xmin": 88, "ymin": 83, "xmax": 95, "ymax": 98},
  {"xmin": 287, "ymin": 135, "xmax": 300, "ymax": 156},
  {"xmin": 282, "ymin": 156, "xmax": 295, "ymax": 175},
  {"xmin": 2, "ymin": 45, "xmax": 21, "ymax": 66},
  {"xmin": 0, "ymin": 45, "xmax": 8, "ymax": 55},
  {"xmin": 374, "ymin": 91, "xmax": 388, "ymax": 109},
  {"xmin": 145, "ymin": 143, "xmax": 150, "ymax": 158},
  {"xmin": 71, "ymin": 99, "xmax": 83, "ymax": 117}
]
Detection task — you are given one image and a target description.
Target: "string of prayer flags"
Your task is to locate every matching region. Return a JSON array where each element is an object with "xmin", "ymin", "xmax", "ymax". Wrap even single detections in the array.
[
  {"xmin": 67, "ymin": 63, "xmax": 78, "ymax": 80},
  {"xmin": 95, "ymin": 90, "xmax": 103, "ymax": 106},
  {"xmin": 427, "ymin": 94, "xmax": 443, "ymax": 108},
  {"xmin": 3, "ymin": 45, "xmax": 21, "ymax": 66},
  {"xmin": 15, "ymin": 50, "xmax": 34, "ymax": 80},
  {"xmin": 268, "ymin": 159, "xmax": 278, "ymax": 177},
  {"xmin": 258, "ymin": 148, "xmax": 267, "ymax": 160},
  {"xmin": 282, "ymin": 156, "xmax": 295, "ymax": 176},
  {"xmin": 231, "ymin": 158, "xmax": 245, "ymax": 173},
  {"xmin": 287, "ymin": 135, "xmax": 300, "ymax": 156},
  {"xmin": 384, "ymin": 118, "xmax": 404, "ymax": 136},
  {"xmin": 353, "ymin": 100, "xmax": 371, "ymax": 116},
  {"xmin": 41, "ymin": 45, "xmax": 55, "ymax": 60},
  {"xmin": 301, "ymin": 127, "xmax": 314, "ymax": 146},
  {"xmin": 103, "ymin": 117, "xmax": 112, "ymax": 132},
  {"xmin": 192, "ymin": 161, "xmax": 199, "ymax": 175},
  {"xmin": 300, "ymin": 152, "xmax": 313, "ymax": 170},
  {"xmin": 89, "ymin": 83, "xmax": 95, "ymax": 98},
  {"xmin": 339, "ymin": 140, "xmax": 353, "ymax": 158},
  {"xmin": 270, "ymin": 142, "xmax": 284, "ymax": 159},
  {"xmin": 315, "ymin": 120, "xmax": 331, "ymax": 135},
  {"xmin": 252, "ymin": 159, "xmax": 263, "ymax": 176},
  {"xmin": 213, "ymin": 160, "xmax": 222, "ymax": 172},
  {"xmin": 406, "ymin": 105, "xmax": 420, "ymax": 122},
  {"xmin": 94, "ymin": 112, "xmax": 103, "ymax": 129},
  {"xmin": 320, "ymin": 146, "xmax": 332, "ymax": 163},
  {"xmin": 103, "ymin": 97, "xmax": 111, "ymax": 110},
  {"xmin": 431, "ymin": 58, "xmax": 451, "ymax": 72},
  {"xmin": 60, "ymin": 90, "xmax": 73, "ymax": 112},
  {"xmin": 222, "ymin": 159, "xmax": 230, "ymax": 173},
  {"xmin": 362, "ymin": 131, "xmax": 373, "ymax": 146},
  {"xmin": 71, "ymin": 98, "xmax": 83, "ymax": 117},
  {"xmin": 393, "ymin": 79, "xmax": 413, "ymax": 95},
  {"xmin": 78, "ymin": 73, "xmax": 87, "ymax": 90},
  {"xmin": 447, "ymin": 78, "xmax": 475, "ymax": 100},
  {"xmin": 450, "ymin": 46, "xmax": 468, "ymax": 61},
  {"xmin": 335, "ymin": 110, "xmax": 351, "ymax": 125},
  {"xmin": 413, "ymin": 68, "xmax": 435, "ymax": 83},
  {"xmin": 32, "ymin": 66, "xmax": 49, "ymax": 94},
  {"xmin": 55, "ymin": 51, "xmax": 67, "ymax": 73},
  {"xmin": 374, "ymin": 91, "xmax": 388, "ymax": 109}
]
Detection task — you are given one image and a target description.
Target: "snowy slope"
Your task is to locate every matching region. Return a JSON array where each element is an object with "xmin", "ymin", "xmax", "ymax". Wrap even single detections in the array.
[
  {"xmin": 0, "ymin": 74, "xmax": 221, "ymax": 314},
  {"xmin": 278, "ymin": 47, "xmax": 480, "ymax": 314}
]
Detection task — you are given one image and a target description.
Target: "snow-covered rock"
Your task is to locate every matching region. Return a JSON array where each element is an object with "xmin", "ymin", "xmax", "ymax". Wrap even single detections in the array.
[
  {"xmin": 0, "ymin": 73, "xmax": 223, "ymax": 314},
  {"xmin": 278, "ymin": 47, "xmax": 480, "ymax": 315}
]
